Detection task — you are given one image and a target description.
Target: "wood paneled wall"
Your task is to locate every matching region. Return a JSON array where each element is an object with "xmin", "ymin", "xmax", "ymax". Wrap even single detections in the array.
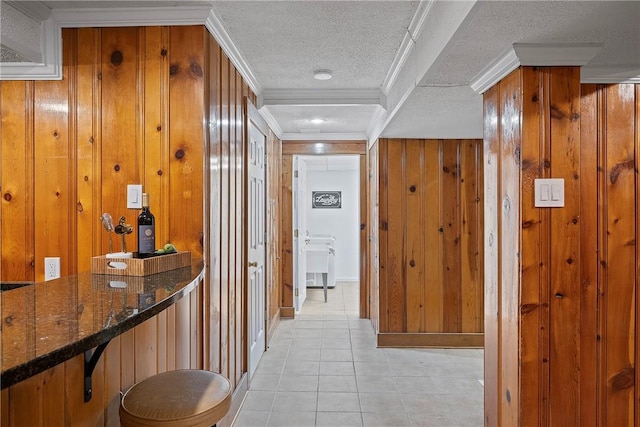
[
  {"xmin": 373, "ymin": 138, "xmax": 483, "ymax": 347},
  {"xmin": 0, "ymin": 25, "xmax": 258, "ymax": 426},
  {"xmin": 368, "ymin": 141, "xmax": 380, "ymax": 332},
  {"xmin": 483, "ymin": 66, "xmax": 639, "ymax": 426},
  {"xmin": 204, "ymin": 31, "xmax": 257, "ymax": 401},
  {"xmin": 580, "ymin": 83, "xmax": 639, "ymax": 427}
]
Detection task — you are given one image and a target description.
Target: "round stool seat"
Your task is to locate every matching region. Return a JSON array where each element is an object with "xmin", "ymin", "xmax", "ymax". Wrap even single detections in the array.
[{"xmin": 119, "ymin": 369, "xmax": 232, "ymax": 427}]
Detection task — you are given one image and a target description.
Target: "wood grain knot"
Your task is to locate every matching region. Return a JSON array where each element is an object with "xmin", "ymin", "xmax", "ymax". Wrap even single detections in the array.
[
  {"xmin": 502, "ymin": 197, "xmax": 511, "ymax": 212},
  {"xmin": 5, "ymin": 316, "xmax": 13, "ymax": 325},
  {"xmin": 190, "ymin": 61, "xmax": 203, "ymax": 78},
  {"xmin": 3, "ymin": 192, "xmax": 12, "ymax": 201},
  {"xmin": 161, "ymin": 48, "xmax": 168, "ymax": 57},
  {"xmin": 156, "ymin": 125, "xmax": 162, "ymax": 132},
  {"xmin": 531, "ymin": 94, "xmax": 538, "ymax": 103},
  {"xmin": 555, "ymin": 292, "xmax": 564, "ymax": 299},
  {"xmin": 522, "ymin": 219, "xmax": 535, "ymax": 229},
  {"xmin": 409, "ymin": 260, "xmax": 415, "ymax": 267},
  {"xmin": 566, "ymin": 258, "xmax": 573, "ymax": 265},
  {"xmin": 609, "ymin": 367, "xmax": 634, "ymax": 391},
  {"xmin": 438, "ymin": 227, "xmax": 444, "ymax": 233},
  {"xmin": 55, "ymin": 191, "xmax": 60, "ymax": 197},
  {"xmin": 89, "ymin": 136, "xmax": 95, "ymax": 144},
  {"xmin": 360, "ymin": 223, "xmax": 365, "ymax": 230},
  {"xmin": 157, "ymin": 170, "xmax": 163, "ymax": 176},
  {"xmin": 110, "ymin": 50, "xmax": 123, "ymax": 66},
  {"xmin": 169, "ymin": 64, "xmax": 179, "ymax": 76},
  {"xmin": 77, "ymin": 201, "xmax": 83, "ymax": 212},
  {"xmin": 114, "ymin": 164, "xmax": 121, "ymax": 172},
  {"xmin": 609, "ymin": 159, "xmax": 634, "ymax": 184},
  {"xmin": 175, "ymin": 149, "xmax": 185, "ymax": 160},
  {"xmin": 505, "ymin": 390, "xmax": 511, "ymax": 403},
  {"xmin": 409, "ymin": 185, "xmax": 416, "ymax": 192},
  {"xmin": 550, "ymin": 104, "xmax": 567, "ymax": 120},
  {"xmin": 442, "ymin": 166, "xmax": 450, "ymax": 173},
  {"xmin": 84, "ymin": 176, "xmax": 89, "ymax": 182},
  {"xmin": 521, "ymin": 304, "xmax": 538, "ymax": 315},
  {"xmin": 97, "ymin": 73, "xmax": 102, "ymax": 80},
  {"xmin": 543, "ymin": 160, "xmax": 551, "ymax": 169},
  {"xmin": 53, "ymin": 131, "xmax": 59, "ymax": 138},
  {"xmin": 572, "ymin": 218, "xmax": 578, "ymax": 224}
]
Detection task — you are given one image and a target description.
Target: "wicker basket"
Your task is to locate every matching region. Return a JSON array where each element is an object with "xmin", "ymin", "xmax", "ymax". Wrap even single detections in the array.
[{"xmin": 91, "ymin": 251, "xmax": 191, "ymax": 276}]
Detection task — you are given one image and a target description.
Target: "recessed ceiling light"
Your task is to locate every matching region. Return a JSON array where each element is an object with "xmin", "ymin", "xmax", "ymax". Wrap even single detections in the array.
[
  {"xmin": 310, "ymin": 118, "xmax": 324, "ymax": 124},
  {"xmin": 313, "ymin": 69, "xmax": 332, "ymax": 80}
]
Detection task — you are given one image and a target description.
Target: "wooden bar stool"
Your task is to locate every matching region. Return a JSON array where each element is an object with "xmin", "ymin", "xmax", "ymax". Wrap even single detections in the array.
[{"xmin": 119, "ymin": 369, "xmax": 232, "ymax": 427}]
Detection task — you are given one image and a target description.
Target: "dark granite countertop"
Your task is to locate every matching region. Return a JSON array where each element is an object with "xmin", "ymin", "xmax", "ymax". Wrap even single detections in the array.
[{"xmin": 1, "ymin": 261, "xmax": 204, "ymax": 389}]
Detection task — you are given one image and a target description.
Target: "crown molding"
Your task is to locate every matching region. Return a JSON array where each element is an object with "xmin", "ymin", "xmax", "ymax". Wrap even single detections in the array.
[
  {"xmin": 580, "ymin": 65, "xmax": 640, "ymax": 84},
  {"xmin": 51, "ymin": 5, "xmax": 210, "ymax": 27},
  {"xmin": 469, "ymin": 47, "xmax": 520, "ymax": 94},
  {"xmin": 5, "ymin": 1, "xmax": 51, "ymax": 21},
  {"xmin": 0, "ymin": 18, "xmax": 62, "ymax": 80},
  {"xmin": 259, "ymin": 88, "xmax": 385, "ymax": 107},
  {"xmin": 471, "ymin": 43, "xmax": 604, "ymax": 94},
  {"xmin": 281, "ymin": 132, "xmax": 368, "ymax": 141},
  {"xmin": 257, "ymin": 107, "xmax": 283, "ymax": 139},
  {"xmin": 513, "ymin": 43, "xmax": 603, "ymax": 66},
  {"xmin": 381, "ymin": 0, "xmax": 435, "ymax": 95},
  {"xmin": 205, "ymin": 10, "xmax": 262, "ymax": 95}
]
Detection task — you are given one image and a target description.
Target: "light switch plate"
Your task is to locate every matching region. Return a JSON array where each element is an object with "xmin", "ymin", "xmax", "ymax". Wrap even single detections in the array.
[
  {"xmin": 127, "ymin": 184, "xmax": 143, "ymax": 209},
  {"xmin": 534, "ymin": 178, "xmax": 564, "ymax": 207}
]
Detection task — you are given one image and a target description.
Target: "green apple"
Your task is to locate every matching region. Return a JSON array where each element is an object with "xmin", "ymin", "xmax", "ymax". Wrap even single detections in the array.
[{"xmin": 163, "ymin": 243, "xmax": 176, "ymax": 253}]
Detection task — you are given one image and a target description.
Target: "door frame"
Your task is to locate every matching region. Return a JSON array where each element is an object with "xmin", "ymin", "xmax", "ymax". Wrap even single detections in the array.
[{"xmin": 281, "ymin": 140, "xmax": 368, "ymax": 318}]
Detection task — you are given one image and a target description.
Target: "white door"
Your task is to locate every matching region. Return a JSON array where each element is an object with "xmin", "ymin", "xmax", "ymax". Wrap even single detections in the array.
[
  {"xmin": 293, "ymin": 157, "xmax": 308, "ymax": 311},
  {"xmin": 248, "ymin": 117, "xmax": 266, "ymax": 378}
]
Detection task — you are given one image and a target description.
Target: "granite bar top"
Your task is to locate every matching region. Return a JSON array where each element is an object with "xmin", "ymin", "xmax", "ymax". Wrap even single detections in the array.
[{"xmin": 1, "ymin": 260, "xmax": 205, "ymax": 389}]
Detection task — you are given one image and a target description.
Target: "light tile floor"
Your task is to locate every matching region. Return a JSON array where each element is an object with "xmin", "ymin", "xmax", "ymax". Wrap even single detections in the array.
[{"xmin": 232, "ymin": 282, "xmax": 484, "ymax": 427}]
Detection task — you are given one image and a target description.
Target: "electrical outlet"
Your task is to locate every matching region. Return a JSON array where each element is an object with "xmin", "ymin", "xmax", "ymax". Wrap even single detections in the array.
[{"xmin": 44, "ymin": 257, "xmax": 60, "ymax": 281}]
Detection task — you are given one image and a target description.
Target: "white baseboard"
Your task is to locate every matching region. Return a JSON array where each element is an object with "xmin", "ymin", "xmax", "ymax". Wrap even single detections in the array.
[{"xmin": 336, "ymin": 277, "xmax": 359, "ymax": 282}]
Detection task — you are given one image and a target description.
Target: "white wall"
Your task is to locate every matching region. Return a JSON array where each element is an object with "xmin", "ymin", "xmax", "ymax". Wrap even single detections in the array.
[{"xmin": 305, "ymin": 166, "xmax": 359, "ymax": 282}]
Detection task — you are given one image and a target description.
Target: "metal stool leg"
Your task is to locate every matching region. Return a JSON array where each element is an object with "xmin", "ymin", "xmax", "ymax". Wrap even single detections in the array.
[{"xmin": 322, "ymin": 273, "xmax": 327, "ymax": 302}]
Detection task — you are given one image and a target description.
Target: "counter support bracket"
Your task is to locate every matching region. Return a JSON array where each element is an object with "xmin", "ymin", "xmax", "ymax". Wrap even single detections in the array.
[{"xmin": 84, "ymin": 340, "xmax": 110, "ymax": 402}]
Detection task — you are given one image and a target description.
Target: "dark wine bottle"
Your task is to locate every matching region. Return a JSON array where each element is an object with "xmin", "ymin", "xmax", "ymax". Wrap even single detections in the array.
[{"xmin": 137, "ymin": 193, "xmax": 155, "ymax": 256}]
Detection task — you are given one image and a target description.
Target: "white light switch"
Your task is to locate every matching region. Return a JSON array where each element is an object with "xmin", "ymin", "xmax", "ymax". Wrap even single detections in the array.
[
  {"xmin": 535, "ymin": 178, "xmax": 564, "ymax": 207},
  {"xmin": 127, "ymin": 184, "xmax": 143, "ymax": 209},
  {"xmin": 540, "ymin": 184, "xmax": 550, "ymax": 201}
]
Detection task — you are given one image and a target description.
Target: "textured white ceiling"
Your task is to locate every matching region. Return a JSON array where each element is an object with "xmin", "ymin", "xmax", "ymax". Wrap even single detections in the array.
[
  {"xmin": 211, "ymin": 1, "xmax": 419, "ymax": 89},
  {"xmin": 382, "ymin": 85, "xmax": 483, "ymax": 139},
  {"xmin": 265, "ymin": 104, "xmax": 382, "ymax": 134},
  {"xmin": 420, "ymin": 1, "xmax": 640, "ymax": 87}
]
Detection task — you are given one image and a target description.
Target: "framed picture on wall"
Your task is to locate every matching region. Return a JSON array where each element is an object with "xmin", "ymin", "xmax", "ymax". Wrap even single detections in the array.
[{"xmin": 312, "ymin": 191, "xmax": 341, "ymax": 208}]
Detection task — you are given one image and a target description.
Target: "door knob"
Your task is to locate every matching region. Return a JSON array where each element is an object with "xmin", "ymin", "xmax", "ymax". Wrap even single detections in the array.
[{"xmin": 248, "ymin": 261, "xmax": 258, "ymax": 267}]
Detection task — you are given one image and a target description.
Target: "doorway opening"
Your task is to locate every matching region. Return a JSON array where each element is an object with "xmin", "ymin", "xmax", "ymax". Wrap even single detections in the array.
[{"xmin": 292, "ymin": 155, "xmax": 361, "ymax": 315}]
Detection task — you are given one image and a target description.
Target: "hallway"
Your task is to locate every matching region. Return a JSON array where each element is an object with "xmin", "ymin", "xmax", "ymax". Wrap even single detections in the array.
[{"xmin": 232, "ymin": 283, "xmax": 484, "ymax": 427}]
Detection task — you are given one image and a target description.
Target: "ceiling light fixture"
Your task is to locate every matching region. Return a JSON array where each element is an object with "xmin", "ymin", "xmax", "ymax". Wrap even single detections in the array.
[
  {"xmin": 313, "ymin": 69, "xmax": 332, "ymax": 80},
  {"xmin": 310, "ymin": 118, "xmax": 324, "ymax": 124}
]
